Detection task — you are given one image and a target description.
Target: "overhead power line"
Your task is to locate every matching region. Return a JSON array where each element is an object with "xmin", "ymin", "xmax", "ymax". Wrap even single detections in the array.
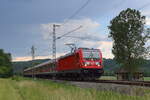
[
  {"xmin": 61, "ymin": 0, "xmax": 91, "ymax": 26},
  {"xmin": 48, "ymin": 0, "xmax": 91, "ymax": 37},
  {"xmin": 36, "ymin": 26, "xmax": 82, "ymax": 57},
  {"xmin": 56, "ymin": 25, "xmax": 82, "ymax": 40},
  {"xmin": 62, "ymin": 35, "xmax": 100, "ymax": 41},
  {"xmin": 63, "ymin": 36, "xmax": 87, "ymax": 40},
  {"xmin": 36, "ymin": 0, "xmax": 90, "ymax": 58}
]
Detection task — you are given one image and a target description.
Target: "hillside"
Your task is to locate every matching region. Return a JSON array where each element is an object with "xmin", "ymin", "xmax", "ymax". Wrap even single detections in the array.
[
  {"xmin": 13, "ymin": 59, "xmax": 50, "ymax": 75},
  {"xmin": 12, "ymin": 58, "xmax": 150, "ymax": 75},
  {"xmin": 103, "ymin": 58, "xmax": 150, "ymax": 76}
]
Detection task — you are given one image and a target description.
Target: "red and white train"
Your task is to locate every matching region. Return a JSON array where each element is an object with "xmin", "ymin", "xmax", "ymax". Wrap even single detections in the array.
[{"xmin": 23, "ymin": 48, "xmax": 104, "ymax": 80}]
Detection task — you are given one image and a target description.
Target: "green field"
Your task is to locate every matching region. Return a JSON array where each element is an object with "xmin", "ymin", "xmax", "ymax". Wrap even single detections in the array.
[{"xmin": 0, "ymin": 77, "xmax": 150, "ymax": 100}]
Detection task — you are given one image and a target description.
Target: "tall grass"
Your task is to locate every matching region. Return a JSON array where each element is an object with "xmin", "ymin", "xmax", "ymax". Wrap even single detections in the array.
[
  {"xmin": 0, "ymin": 79, "xmax": 22, "ymax": 100},
  {"xmin": 0, "ymin": 77, "xmax": 150, "ymax": 100}
]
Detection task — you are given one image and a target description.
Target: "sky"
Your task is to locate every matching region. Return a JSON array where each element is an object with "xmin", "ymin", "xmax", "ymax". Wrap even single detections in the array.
[{"xmin": 0, "ymin": 0, "xmax": 150, "ymax": 61}]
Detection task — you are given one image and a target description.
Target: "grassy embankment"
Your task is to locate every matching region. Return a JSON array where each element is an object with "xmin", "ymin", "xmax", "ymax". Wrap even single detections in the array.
[{"xmin": 0, "ymin": 77, "xmax": 150, "ymax": 100}]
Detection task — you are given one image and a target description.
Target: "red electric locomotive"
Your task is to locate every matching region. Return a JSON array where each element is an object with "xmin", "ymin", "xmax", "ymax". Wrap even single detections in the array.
[{"xmin": 24, "ymin": 48, "xmax": 104, "ymax": 79}]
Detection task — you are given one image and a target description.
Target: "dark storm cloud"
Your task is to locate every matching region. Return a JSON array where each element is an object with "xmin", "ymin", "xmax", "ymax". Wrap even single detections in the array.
[
  {"xmin": 0, "ymin": 0, "xmax": 150, "ymax": 59},
  {"xmin": 7, "ymin": 0, "xmax": 33, "ymax": 2},
  {"xmin": 0, "ymin": 0, "xmax": 131, "ymax": 24}
]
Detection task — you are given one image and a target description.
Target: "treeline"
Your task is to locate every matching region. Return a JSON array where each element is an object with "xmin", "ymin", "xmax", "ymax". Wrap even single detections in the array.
[
  {"xmin": 12, "ymin": 58, "xmax": 150, "ymax": 76},
  {"xmin": 13, "ymin": 59, "xmax": 50, "ymax": 75},
  {"xmin": 103, "ymin": 58, "xmax": 150, "ymax": 76},
  {"xmin": 0, "ymin": 49, "xmax": 13, "ymax": 77}
]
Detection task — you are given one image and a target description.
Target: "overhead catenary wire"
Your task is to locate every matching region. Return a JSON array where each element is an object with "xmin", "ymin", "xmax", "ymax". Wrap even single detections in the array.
[
  {"xmin": 33, "ymin": 0, "xmax": 126, "ymax": 58},
  {"xmin": 54, "ymin": 0, "xmax": 125, "ymax": 39},
  {"xmin": 61, "ymin": 35, "xmax": 103, "ymax": 42},
  {"xmin": 56, "ymin": 25, "xmax": 83, "ymax": 40},
  {"xmin": 25, "ymin": 0, "xmax": 107, "ymax": 59},
  {"xmin": 61, "ymin": 36, "xmax": 91, "ymax": 41},
  {"xmin": 33, "ymin": 1, "xmax": 150, "ymax": 59},
  {"xmin": 48, "ymin": 0, "xmax": 91, "ymax": 37},
  {"xmin": 47, "ymin": 0, "xmax": 91, "ymax": 38},
  {"xmin": 35, "ymin": 0, "xmax": 125, "ymax": 57},
  {"xmin": 60, "ymin": 0, "xmax": 91, "ymax": 26},
  {"xmin": 48, "ymin": 0, "xmax": 122, "ymax": 41},
  {"xmin": 35, "ymin": 26, "xmax": 82, "ymax": 57}
]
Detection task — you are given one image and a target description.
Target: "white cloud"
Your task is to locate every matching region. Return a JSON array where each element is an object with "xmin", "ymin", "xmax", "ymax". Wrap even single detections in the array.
[
  {"xmin": 98, "ymin": 41, "xmax": 114, "ymax": 59},
  {"xmin": 12, "ymin": 18, "xmax": 114, "ymax": 61},
  {"xmin": 142, "ymin": 11, "xmax": 150, "ymax": 16},
  {"xmin": 40, "ymin": 18, "xmax": 113, "ymax": 59},
  {"xmin": 81, "ymin": 41, "xmax": 114, "ymax": 58},
  {"xmin": 146, "ymin": 17, "xmax": 150, "ymax": 26},
  {"xmin": 41, "ymin": 18, "xmax": 101, "ymax": 40},
  {"xmin": 141, "ymin": 10, "xmax": 150, "ymax": 26}
]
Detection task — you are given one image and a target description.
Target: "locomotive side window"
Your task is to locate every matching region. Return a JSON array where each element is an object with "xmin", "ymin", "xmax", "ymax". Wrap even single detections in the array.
[{"xmin": 83, "ymin": 49, "xmax": 100, "ymax": 60}]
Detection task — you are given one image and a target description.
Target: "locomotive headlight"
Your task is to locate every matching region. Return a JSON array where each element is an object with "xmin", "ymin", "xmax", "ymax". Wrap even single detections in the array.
[
  {"xmin": 85, "ymin": 62, "xmax": 90, "ymax": 65},
  {"xmin": 84, "ymin": 62, "xmax": 90, "ymax": 66},
  {"xmin": 95, "ymin": 62, "xmax": 100, "ymax": 66},
  {"xmin": 84, "ymin": 64, "xmax": 87, "ymax": 66}
]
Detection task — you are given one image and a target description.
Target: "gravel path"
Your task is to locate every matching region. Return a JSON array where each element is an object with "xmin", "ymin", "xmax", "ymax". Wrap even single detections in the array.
[
  {"xmin": 68, "ymin": 81, "xmax": 150, "ymax": 96},
  {"xmin": 52, "ymin": 80, "xmax": 150, "ymax": 96}
]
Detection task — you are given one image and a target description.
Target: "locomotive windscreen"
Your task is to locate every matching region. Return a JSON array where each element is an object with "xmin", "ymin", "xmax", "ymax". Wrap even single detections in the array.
[{"xmin": 82, "ymin": 49, "xmax": 100, "ymax": 60}]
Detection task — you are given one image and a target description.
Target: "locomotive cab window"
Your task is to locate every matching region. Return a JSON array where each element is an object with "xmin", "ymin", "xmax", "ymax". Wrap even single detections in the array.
[{"xmin": 82, "ymin": 49, "xmax": 100, "ymax": 60}]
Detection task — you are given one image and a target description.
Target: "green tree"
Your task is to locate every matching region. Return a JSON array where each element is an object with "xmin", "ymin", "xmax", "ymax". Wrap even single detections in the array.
[
  {"xmin": 108, "ymin": 8, "xmax": 150, "ymax": 79},
  {"xmin": 0, "ymin": 49, "xmax": 12, "ymax": 77}
]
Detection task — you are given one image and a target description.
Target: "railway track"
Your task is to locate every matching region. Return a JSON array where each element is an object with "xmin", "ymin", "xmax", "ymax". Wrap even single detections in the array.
[
  {"xmin": 75, "ymin": 80, "xmax": 150, "ymax": 87},
  {"xmin": 36, "ymin": 77, "xmax": 150, "ymax": 87},
  {"xmin": 51, "ymin": 78, "xmax": 150, "ymax": 87}
]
